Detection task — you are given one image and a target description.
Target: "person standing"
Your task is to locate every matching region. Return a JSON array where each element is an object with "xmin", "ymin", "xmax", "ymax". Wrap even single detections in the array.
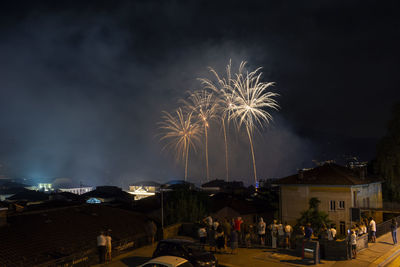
[
  {"xmin": 269, "ymin": 220, "xmax": 278, "ymax": 249},
  {"xmin": 350, "ymin": 230, "xmax": 357, "ymax": 259},
  {"xmin": 198, "ymin": 225, "xmax": 207, "ymax": 248},
  {"xmin": 222, "ymin": 218, "xmax": 232, "ymax": 248},
  {"xmin": 234, "ymin": 217, "xmax": 243, "ymax": 245},
  {"xmin": 369, "ymin": 217, "xmax": 376, "ymax": 243},
  {"xmin": 97, "ymin": 231, "xmax": 106, "ymax": 263},
  {"xmin": 304, "ymin": 223, "xmax": 313, "ymax": 240},
  {"xmin": 216, "ymin": 225, "xmax": 225, "ymax": 252},
  {"xmin": 284, "ymin": 222, "xmax": 292, "ymax": 249},
  {"xmin": 329, "ymin": 225, "xmax": 337, "ymax": 240},
  {"xmin": 277, "ymin": 221, "xmax": 284, "ymax": 247},
  {"xmin": 230, "ymin": 230, "xmax": 238, "ymax": 254},
  {"xmin": 213, "ymin": 218, "xmax": 219, "ymax": 231},
  {"xmin": 391, "ymin": 218, "xmax": 398, "ymax": 245},
  {"xmin": 258, "ymin": 218, "xmax": 266, "ymax": 246},
  {"xmin": 105, "ymin": 230, "xmax": 112, "ymax": 262},
  {"xmin": 208, "ymin": 225, "xmax": 217, "ymax": 252},
  {"xmin": 204, "ymin": 215, "xmax": 213, "ymax": 228}
]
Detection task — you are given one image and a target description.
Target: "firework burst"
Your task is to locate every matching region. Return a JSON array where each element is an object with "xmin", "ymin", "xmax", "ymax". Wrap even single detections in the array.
[
  {"xmin": 230, "ymin": 62, "xmax": 279, "ymax": 186},
  {"xmin": 158, "ymin": 108, "xmax": 201, "ymax": 181},
  {"xmin": 181, "ymin": 90, "xmax": 218, "ymax": 181},
  {"xmin": 198, "ymin": 60, "xmax": 247, "ymax": 181}
]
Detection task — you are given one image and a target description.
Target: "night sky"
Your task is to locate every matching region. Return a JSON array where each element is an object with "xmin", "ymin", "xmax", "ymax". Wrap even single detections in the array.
[{"xmin": 0, "ymin": 0, "xmax": 399, "ymax": 186}]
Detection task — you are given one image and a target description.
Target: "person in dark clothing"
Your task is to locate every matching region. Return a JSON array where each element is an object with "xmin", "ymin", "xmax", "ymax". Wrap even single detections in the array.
[
  {"xmin": 216, "ymin": 225, "xmax": 225, "ymax": 252},
  {"xmin": 304, "ymin": 223, "xmax": 313, "ymax": 240},
  {"xmin": 391, "ymin": 218, "xmax": 398, "ymax": 245},
  {"xmin": 230, "ymin": 230, "xmax": 238, "ymax": 254}
]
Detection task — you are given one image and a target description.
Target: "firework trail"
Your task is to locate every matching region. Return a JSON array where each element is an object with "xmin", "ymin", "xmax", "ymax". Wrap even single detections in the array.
[
  {"xmin": 230, "ymin": 62, "xmax": 279, "ymax": 186},
  {"xmin": 158, "ymin": 108, "xmax": 201, "ymax": 181},
  {"xmin": 181, "ymin": 90, "xmax": 218, "ymax": 182},
  {"xmin": 198, "ymin": 60, "xmax": 246, "ymax": 181}
]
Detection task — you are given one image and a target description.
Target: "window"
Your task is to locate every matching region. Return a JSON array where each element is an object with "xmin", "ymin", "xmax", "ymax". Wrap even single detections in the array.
[
  {"xmin": 340, "ymin": 221, "xmax": 346, "ymax": 235},
  {"xmin": 338, "ymin": 201, "xmax": 345, "ymax": 209},
  {"xmin": 330, "ymin": 200, "xmax": 336, "ymax": 211},
  {"xmin": 353, "ymin": 191, "xmax": 357, "ymax": 207}
]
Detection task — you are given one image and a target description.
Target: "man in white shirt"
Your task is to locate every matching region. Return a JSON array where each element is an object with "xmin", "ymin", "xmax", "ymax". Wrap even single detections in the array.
[
  {"xmin": 97, "ymin": 231, "xmax": 106, "ymax": 263},
  {"xmin": 369, "ymin": 217, "xmax": 376, "ymax": 243},
  {"xmin": 328, "ymin": 225, "xmax": 337, "ymax": 241}
]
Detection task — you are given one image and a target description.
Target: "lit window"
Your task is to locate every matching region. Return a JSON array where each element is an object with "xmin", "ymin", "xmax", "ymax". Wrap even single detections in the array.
[
  {"xmin": 329, "ymin": 200, "xmax": 336, "ymax": 211},
  {"xmin": 338, "ymin": 201, "xmax": 345, "ymax": 209}
]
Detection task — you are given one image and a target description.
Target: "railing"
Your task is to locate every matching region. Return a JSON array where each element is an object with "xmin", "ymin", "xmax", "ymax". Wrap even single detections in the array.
[
  {"xmin": 376, "ymin": 215, "xmax": 400, "ymax": 238},
  {"xmin": 383, "ymin": 202, "xmax": 400, "ymax": 211},
  {"xmin": 34, "ymin": 233, "xmax": 149, "ymax": 267}
]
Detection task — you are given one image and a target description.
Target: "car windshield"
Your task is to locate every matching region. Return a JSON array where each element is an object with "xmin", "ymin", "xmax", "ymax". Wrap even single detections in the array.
[{"xmin": 183, "ymin": 243, "xmax": 203, "ymax": 252}]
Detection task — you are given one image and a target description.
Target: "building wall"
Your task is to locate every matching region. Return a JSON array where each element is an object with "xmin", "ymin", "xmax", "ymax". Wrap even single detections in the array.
[
  {"xmin": 59, "ymin": 187, "xmax": 94, "ymax": 195},
  {"xmin": 281, "ymin": 185, "xmax": 351, "ymax": 233},
  {"xmin": 129, "ymin": 186, "xmax": 158, "ymax": 193},
  {"xmin": 281, "ymin": 183, "xmax": 383, "ymax": 233},
  {"xmin": 352, "ymin": 183, "xmax": 383, "ymax": 209}
]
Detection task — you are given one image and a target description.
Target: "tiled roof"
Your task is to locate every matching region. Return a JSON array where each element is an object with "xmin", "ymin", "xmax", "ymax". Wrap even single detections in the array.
[
  {"xmin": 274, "ymin": 163, "xmax": 381, "ymax": 186},
  {"xmin": 0, "ymin": 204, "xmax": 150, "ymax": 266},
  {"xmin": 6, "ymin": 189, "xmax": 49, "ymax": 201}
]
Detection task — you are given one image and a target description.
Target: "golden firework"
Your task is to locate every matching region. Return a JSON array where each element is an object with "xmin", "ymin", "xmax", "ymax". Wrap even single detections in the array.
[{"xmin": 158, "ymin": 108, "xmax": 201, "ymax": 181}]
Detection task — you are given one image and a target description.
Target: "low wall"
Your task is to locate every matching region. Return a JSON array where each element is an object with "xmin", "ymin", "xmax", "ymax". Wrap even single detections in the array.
[
  {"xmin": 163, "ymin": 223, "xmax": 182, "ymax": 239},
  {"xmin": 295, "ymin": 235, "xmax": 368, "ymax": 261}
]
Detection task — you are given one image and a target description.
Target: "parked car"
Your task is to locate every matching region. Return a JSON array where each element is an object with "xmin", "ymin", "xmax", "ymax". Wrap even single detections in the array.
[
  {"xmin": 153, "ymin": 239, "xmax": 218, "ymax": 267},
  {"xmin": 139, "ymin": 256, "xmax": 193, "ymax": 267}
]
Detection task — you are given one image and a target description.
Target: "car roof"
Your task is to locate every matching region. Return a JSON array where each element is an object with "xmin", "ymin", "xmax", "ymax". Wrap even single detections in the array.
[{"xmin": 144, "ymin": 256, "xmax": 189, "ymax": 266}]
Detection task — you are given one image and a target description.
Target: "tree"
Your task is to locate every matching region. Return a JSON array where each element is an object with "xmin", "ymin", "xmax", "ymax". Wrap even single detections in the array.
[
  {"xmin": 296, "ymin": 197, "xmax": 331, "ymax": 233},
  {"xmin": 375, "ymin": 102, "xmax": 400, "ymax": 202},
  {"xmin": 164, "ymin": 189, "xmax": 208, "ymax": 225}
]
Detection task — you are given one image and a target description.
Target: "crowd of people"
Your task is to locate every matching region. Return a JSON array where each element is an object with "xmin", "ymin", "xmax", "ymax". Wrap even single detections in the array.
[
  {"xmin": 198, "ymin": 214, "xmax": 398, "ymax": 260},
  {"xmin": 198, "ymin": 216, "xmax": 294, "ymax": 254}
]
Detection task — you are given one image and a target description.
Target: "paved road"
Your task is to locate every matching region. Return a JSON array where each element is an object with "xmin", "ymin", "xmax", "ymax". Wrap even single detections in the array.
[{"xmin": 93, "ymin": 229, "xmax": 400, "ymax": 267}]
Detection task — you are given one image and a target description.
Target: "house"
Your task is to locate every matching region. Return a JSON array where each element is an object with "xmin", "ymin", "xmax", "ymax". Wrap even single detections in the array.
[
  {"xmin": 209, "ymin": 193, "xmax": 274, "ymax": 224},
  {"xmin": 128, "ymin": 181, "xmax": 160, "ymax": 200},
  {"xmin": 82, "ymin": 186, "xmax": 134, "ymax": 203},
  {"xmin": 58, "ymin": 185, "xmax": 94, "ymax": 195},
  {"xmin": 0, "ymin": 204, "xmax": 152, "ymax": 266},
  {"xmin": 274, "ymin": 162, "xmax": 383, "ymax": 235}
]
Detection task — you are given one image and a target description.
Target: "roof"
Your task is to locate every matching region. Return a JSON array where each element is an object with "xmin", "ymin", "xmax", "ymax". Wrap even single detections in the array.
[
  {"xmin": 82, "ymin": 186, "xmax": 134, "ymax": 202},
  {"xmin": 0, "ymin": 205, "xmax": 151, "ymax": 266},
  {"xmin": 142, "ymin": 256, "xmax": 188, "ymax": 266},
  {"xmin": 6, "ymin": 188, "xmax": 49, "ymax": 201},
  {"xmin": 209, "ymin": 193, "xmax": 264, "ymax": 215},
  {"xmin": 274, "ymin": 163, "xmax": 382, "ymax": 186}
]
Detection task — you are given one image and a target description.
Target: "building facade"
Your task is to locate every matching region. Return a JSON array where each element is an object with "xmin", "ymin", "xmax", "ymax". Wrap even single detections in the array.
[{"xmin": 275, "ymin": 163, "xmax": 383, "ymax": 235}]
